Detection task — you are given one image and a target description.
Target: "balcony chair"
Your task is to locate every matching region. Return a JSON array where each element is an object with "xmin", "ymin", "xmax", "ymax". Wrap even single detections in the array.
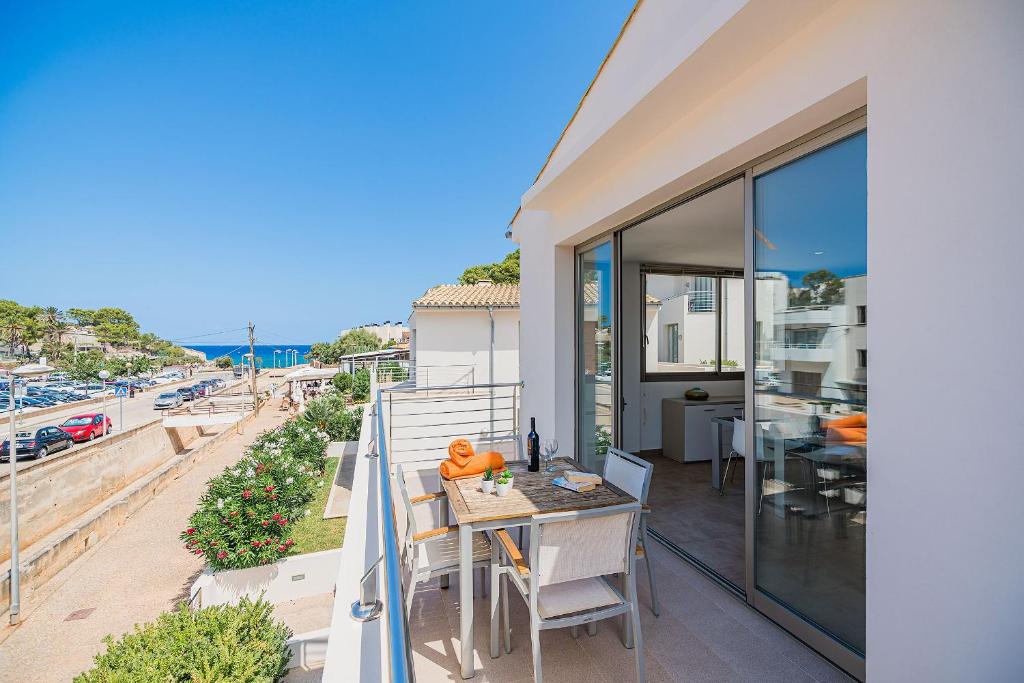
[
  {"xmin": 604, "ymin": 447, "xmax": 659, "ymax": 616},
  {"xmin": 394, "ymin": 463, "xmax": 493, "ymax": 615},
  {"xmin": 491, "ymin": 502, "xmax": 645, "ymax": 683},
  {"xmin": 722, "ymin": 418, "xmax": 776, "ymax": 513}
]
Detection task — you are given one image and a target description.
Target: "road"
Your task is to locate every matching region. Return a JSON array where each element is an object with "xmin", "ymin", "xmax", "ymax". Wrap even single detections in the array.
[{"xmin": 4, "ymin": 370, "xmax": 284, "ymax": 472}]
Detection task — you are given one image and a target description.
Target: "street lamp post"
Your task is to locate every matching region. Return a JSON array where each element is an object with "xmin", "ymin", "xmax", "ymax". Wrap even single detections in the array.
[
  {"xmin": 99, "ymin": 370, "xmax": 110, "ymax": 437},
  {"xmin": 274, "ymin": 349, "xmax": 281, "ymax": 369},
  {"xmin": 7, "ymin": 362, "xmax": 54, "ymax": 625}
]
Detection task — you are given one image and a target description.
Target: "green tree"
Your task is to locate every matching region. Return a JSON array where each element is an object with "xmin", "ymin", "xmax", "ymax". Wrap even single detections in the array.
[
  {"xmin": 128, "ymin": 355, "xmax": 154, "ymax": 376},
  {"xmin": 335, "ymin": 329, "xmax": 382, "ymax": 356},
  {"xmin": 215, "ymin": 356, "xmax": 234, "ymax": 369},
  {"xmin": 66, "ymin": 308, "xmax": 98, "ymax": 327},
  {"xmin": 39, "ymin": 307, "xmax": 70, "ymax": 363},
  {"xmin": 93, "ymin": 307, "xmax": 141, "ymax": 347},
  {"xmin": 0, "ymin": 300, "xmax": 43, "ymax": 356},
  {"xmin": 104, "ymin": 356, "xmax": 129, "ymax": 378},
  {"xmin": 351, "ymin": 368, "xmax": 371, "ymax": 402},
  {"xmin": 789, "ymin": 269, "xmax": 845, "ymax": 307},
  {"xmin": 66, "ymin": 350, "xmax": 105, "ymax": 381},
  {"xmin": 458, "ymin": 248, "xmax": 520, "ymax": 285}
]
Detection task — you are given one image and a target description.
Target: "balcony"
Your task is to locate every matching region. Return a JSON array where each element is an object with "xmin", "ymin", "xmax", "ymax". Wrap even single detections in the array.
[
  {"xmin": 776, "ymin": 306, "xmax": 833, "ymax": 326},
  {"xmin": 318, "ymin": 372, "xmax": 850, "ymax": 682},
  {"xmin": 769, "ymin": 342, "xmax": 834, "ymax": 364}
]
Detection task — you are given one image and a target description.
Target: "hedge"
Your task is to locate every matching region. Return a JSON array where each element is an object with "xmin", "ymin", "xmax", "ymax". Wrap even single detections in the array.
[{"xmin": 74, "ymin": 598, "xmax": 291, "ymax": 682}]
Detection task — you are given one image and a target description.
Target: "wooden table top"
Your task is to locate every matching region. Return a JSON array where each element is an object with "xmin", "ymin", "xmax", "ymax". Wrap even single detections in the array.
[{"xmin": 441, "ymin": 457, "xmax": 635, "ymax": 524}]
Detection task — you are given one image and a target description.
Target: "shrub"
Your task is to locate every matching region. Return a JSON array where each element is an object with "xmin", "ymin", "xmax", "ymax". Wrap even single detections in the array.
[
  {"xmin": 331, "ymin": 371, "xmax": 352, "ymax": 394},
  {"xmin": 301, "ymin": 395, "xmax": 363, "ymax": 442},
  {"xmin": 182, "ymin": 420, "xmax": 329, "ymax": 570},
  {"xmin": 74, "ymin": 598, "xmax": 291, "ymax": 683},
  {"xmin": 216, "ymin": 356, "xmax": 234, "ymax": 369},
  {"xmin": 351, "ymin": 367, "xmax": 371, "ymax": 402}
]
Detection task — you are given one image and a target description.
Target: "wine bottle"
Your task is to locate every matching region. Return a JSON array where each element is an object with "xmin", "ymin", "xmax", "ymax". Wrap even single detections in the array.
[{"xmin": 527, "ymin": 417, "xmax": 540, "ymax": 472}]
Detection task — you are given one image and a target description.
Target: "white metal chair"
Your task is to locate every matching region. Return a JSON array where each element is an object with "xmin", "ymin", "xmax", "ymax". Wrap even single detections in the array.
[
  {"xmin": 723, "ymin": 418, "xmax": 775, "ymax": 513},
  {"xmin": 394, "ymin": 464, "xmax": 493, "ymax": 615},
  {"xmin": 491, "ymin": 502, "xmax": 645, "ymax": 683},
  {"xmin": 604, "ymin": 447, "xmax": 659, "ymax": 616}
]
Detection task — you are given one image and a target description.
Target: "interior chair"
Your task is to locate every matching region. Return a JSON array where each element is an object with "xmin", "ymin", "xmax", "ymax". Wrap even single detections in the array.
[
  {"xmin": 394, "ymin": 463, "xmax": 493, "ymax": 615},
  {"xmin": 604, "ymin": 447, "xmax": 659, "ymax": 616},
  {"xmin": 722, "ymin": 419, "xmax": 773, "ymax": 513},
  {"xmin": 491, "ymin": 502, "xmax": 645, "ymax": 683}
]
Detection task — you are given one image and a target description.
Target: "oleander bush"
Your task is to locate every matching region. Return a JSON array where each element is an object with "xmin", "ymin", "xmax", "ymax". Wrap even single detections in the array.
[
  {"xmin": 74, "ymin": 598, "xmax": 291, "ymax": 683},
  {"xmin": 182, "ymin": 419, "xmax": 329, "ymax": 570}
]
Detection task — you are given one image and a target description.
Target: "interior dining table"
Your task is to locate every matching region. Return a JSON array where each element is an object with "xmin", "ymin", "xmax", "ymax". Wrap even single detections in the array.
[{"xmin": 440, "ymin": 456, "xmax": 637, "ymax": 679}]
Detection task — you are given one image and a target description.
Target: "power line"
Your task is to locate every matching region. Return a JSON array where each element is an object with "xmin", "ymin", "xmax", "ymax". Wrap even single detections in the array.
[{"xmin": 168, "ymin": 327, "xmax": 249, "ymax": 343}]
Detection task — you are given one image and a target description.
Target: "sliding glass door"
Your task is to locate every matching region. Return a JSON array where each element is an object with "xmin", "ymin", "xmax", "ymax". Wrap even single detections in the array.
[
  {"xmin": 576, "ymin": 240, "xmax": 615, "ymax": 472},
  {"xmin": 751, "ymin": 125, "xmax": 868, "ymax": 662}
]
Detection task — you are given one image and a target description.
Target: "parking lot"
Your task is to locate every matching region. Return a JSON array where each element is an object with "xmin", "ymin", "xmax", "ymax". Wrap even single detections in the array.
[{"xmin": 3, "ymin": 372, "xmax": 239, "ymax": 472}]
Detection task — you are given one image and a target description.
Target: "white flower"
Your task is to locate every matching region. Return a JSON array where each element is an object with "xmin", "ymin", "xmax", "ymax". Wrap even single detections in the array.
[
  {"xmin": 317, "ymin": 481, "xmax": 325, "ymax": 488},
  {"xmin": 286, "ymin": 477, "xmax": 294, "ymax": 485},
  {"xmin": 245, "ymin": 469, "xmax": 255, "ymax": 478},
  {"xmin": 216, "ymin": 499, "xmax": 224, "ymax": 510},
  {"xmin": 304, "ymin": 509, "xmax": 312, "ymax": 517}
]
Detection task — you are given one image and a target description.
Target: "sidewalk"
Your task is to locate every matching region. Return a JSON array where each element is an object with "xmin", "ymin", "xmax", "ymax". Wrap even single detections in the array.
[{"xmin": 0, "ymin": 407, "xmax": 290, "ymax": 682}]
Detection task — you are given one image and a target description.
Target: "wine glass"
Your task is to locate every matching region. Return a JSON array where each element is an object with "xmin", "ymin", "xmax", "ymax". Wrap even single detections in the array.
[{"xmin": 541, "ymin": 438, "xmax": 559, "ymax": 472}]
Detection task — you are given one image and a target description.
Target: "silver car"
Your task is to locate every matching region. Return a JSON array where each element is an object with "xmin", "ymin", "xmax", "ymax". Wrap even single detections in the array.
[{"xmin": 153, "ymin": 392, "xmax": 183, "ymax": 410}]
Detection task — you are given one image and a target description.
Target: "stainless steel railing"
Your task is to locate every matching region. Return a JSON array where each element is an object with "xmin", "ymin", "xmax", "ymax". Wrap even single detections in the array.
[
  {"xmin": 375, "ymin": 390, "xmax": 415, "ymax": 681},
  {"xmin": 362, "ymin": 380, "xmax": 523, "ymax": 681}
]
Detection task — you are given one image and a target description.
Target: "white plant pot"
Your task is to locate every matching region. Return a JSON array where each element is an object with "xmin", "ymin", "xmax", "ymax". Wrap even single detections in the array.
[
  {"xmin": 481, "ymin": 479, "xmax": 495, "ymax": 495},
  {"xmin": 496, "ymin": 479, "xmax": 514, "ymax": 497}
]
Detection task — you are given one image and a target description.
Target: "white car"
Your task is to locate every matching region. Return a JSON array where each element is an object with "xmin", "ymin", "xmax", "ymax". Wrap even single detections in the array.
[{"xmin": 153, "ymin": 392, "xmax": 184, "ymax": 410}]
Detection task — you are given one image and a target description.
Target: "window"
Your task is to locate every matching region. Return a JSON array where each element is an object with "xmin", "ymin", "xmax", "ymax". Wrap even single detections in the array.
[
  {"xmin": 857, "ymin": 348, "xmax": 867, "ymax": 368},
  {"xmin": 642, "ymin": 270, "xmax": 743, "ymax": 379},
  {"xmin": 857, "ymin": 305, "xmax": 866, "ymax": 325}
]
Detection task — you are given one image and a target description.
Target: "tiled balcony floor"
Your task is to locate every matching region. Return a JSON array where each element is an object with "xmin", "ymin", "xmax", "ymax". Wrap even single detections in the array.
[{"xmin": 409, "ymin": 539, "xmax": 854, "ymax": 682}]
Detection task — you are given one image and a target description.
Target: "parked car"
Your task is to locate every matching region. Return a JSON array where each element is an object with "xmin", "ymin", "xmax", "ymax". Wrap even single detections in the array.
[
  {"xmin": 1, "ymin": 426, "xmax": 74, "ymax": 461},
  {"xmin": 153, "ymin": 392, "xmax": 184, "ymax": 410},
  {"xmin": 59, "ymin": 413, "xmax": 112, "ymax": 442},
  {"xmin": 177, "ymin": 387, "xmax": 196, "ymax": 401}
]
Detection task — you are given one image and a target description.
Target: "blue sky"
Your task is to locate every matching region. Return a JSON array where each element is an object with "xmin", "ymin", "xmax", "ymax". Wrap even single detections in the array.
[{"xmin": 0, "ymin": 1, "xmax": 630, "ymax": 344}]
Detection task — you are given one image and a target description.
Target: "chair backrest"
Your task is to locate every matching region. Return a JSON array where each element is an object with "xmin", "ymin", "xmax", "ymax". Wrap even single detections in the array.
[
  {"xmin": 393, "ymin": 464, "xmax": 419, "ymax": 547},
  {"xmin": 603, "ymin": 448, "xmax": 653, "ymax": 504},
  {"xmin": 529, "ymin": 503, "xmax": 641, "ymax": 587},
  {"xmin": 475, "ymin": 433, "xmax": 525, "ymax": 462},
  {"xmin": 732, "ymin": 418, "xmax": 745, "ymax": 456}
]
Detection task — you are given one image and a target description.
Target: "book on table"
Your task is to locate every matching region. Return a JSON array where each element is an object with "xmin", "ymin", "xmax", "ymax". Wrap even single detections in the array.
[
  {"xmin": 552, "ymin": 476, "xmax": 596, "ymax": 493},
  {"xmin": 562, "ymin": 470, "xmax": 602, "ymax": 486}
]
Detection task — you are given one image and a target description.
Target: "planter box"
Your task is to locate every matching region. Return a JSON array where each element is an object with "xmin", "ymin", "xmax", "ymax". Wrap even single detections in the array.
[{"xmin": 190, "ymin": 548, "xmax": 342, "ymax": 609}]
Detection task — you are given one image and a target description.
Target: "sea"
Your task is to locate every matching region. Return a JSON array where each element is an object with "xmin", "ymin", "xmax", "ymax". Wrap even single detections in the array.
[{"xmin": 183, "ymin": 344, "xmax": 311, "ymax": 368}]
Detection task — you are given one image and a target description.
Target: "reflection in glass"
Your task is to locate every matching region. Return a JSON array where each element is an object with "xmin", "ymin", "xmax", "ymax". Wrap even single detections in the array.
[
  {"xmin": 753, "ymin": 130, "xmax": 867, "ymax": 654},
  {"xmin": 577, "ymin": 242, "xmax": 614, "ymax": 472},
  {"xmin": 644, "ymin": 274, "xmax": 717, "ymax": 374}
]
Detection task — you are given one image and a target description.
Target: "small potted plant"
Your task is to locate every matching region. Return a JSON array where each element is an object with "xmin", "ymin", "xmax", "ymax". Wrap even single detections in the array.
[
  {"xmin": 495, "ymin": 469, "xmax": 514, "ymax": 497},
  {"xmin": 481, "ymin": 466, "xmax": 495, "ymax": 494}
]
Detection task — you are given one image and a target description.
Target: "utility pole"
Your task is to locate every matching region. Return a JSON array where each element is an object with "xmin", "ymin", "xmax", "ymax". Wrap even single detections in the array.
[{"xmin": 248, "ymin": 321, "xmax": 259, "ymax": 416}]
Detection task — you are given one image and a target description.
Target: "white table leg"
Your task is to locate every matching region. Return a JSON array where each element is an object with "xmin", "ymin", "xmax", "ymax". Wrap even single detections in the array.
[
  {"xmin": 440, "ymin": 500, "xmax": 450, "ymax": 589},
  {"xmin": 460, "ymin": 523, "xmax": 475, "ymax": 679}
]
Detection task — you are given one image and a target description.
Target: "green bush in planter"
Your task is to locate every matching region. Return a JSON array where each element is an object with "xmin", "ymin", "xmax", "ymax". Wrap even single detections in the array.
[
  {"xmin": 300, "ymin": 395, "xmax": 363, "ymax": 443},
  {"xmin": 75, "ymin": 598, "xmax": 292, "ymax": 683},
  {"xmin": 182, "ymin": 421, "xmax": 329, "ymax": 570},
  {"xmin": 351, "ymin": 367, "xmax": 371, "ymax": 402},
  {"xmin": 331, "ymin": 371, "xmax": 352, "ymax": 394}
]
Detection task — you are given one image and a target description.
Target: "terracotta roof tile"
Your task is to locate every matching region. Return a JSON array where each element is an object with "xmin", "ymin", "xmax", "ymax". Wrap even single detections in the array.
[{"xmin": 413, "ymin": 283, "xmax": 520, "ymax": 308}]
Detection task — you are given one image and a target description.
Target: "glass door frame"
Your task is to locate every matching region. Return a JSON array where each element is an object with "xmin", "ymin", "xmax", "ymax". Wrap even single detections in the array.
[
  {"xmin": 745, "ymin": 114, "xmax": 867, "ymax": 681},
  {"xmin": 573, "ymin": 234, "xmax": 620, "ymax": 468}
]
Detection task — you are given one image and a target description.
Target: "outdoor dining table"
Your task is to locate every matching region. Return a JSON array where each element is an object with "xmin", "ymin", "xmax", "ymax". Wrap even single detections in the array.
[{"xmin": 440, "ymin": 456, "xmax": 637, "ymax": 679}]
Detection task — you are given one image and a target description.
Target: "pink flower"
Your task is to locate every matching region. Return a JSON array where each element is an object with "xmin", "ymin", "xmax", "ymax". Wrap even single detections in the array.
[
  {"xmin": 216, "ymin": 551, "xmax": 227, "ymax": 559},
  {"xmin": 242, "ymin": 490, "xmax": 252, "ymax": 499},
  {"xmin": 278, "ymin": 519, "xmax": 287, "ymax": 526},
  {"xmin": 194, "ymin": 549, "xmax": 203, "ymax": 555},
  {"xmin": 269, "ymin": 494, "xmax": 278, "ymax": 500},
  {"xmin": 264, "ymin": 485, "xmax": 275, "ymax": 493},
  {"xmin": 261, "ymin": 521, "xmax": 270, "ymax": 527},
  {"xmin": 272, "ymin": 513, "xmax": 282, "ymax": 521},
  {"xmin": 277, "ymin": 545, "xmax": 287, "ymax": 552},
  {"xmin": 285, "ymin": 539, "xmax": 294, "ymax": 546},
  {"xmin": 186, "ymin": 528, "xmax": 195, "ymax": 535}
]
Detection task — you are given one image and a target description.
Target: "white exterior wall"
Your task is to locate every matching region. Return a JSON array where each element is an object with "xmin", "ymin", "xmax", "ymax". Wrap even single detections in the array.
[
  {"xmin": 513, "ymin": 0, "xmax": 1024, "ymax": 679},
  {"xmin": 410, "ymin": 308, "xmax": 519, "ymax": 387}
]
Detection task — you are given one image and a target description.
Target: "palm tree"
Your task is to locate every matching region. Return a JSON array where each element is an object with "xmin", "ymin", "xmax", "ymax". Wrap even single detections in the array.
[{"xmin": 41, "ymin": 307, "xmax": 70, "ymax": 362}]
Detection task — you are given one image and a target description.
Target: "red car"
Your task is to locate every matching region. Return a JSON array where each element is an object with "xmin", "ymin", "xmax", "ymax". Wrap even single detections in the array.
[{"xmin": 59, "ymin": 413, "xmax": 112, "ymax": 442}]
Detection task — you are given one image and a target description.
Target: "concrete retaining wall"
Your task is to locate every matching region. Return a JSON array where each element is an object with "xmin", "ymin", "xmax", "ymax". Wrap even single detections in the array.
[
  {"xmin": 0, "ymin": 411, "xmax": 256, "ymax": 616},
  {"xmin": 0, "ymin": 421, "xmax": 196, "ymax": 562},
  {"xmin": 190, "ymin": 549, "xmax": 342, "ymax": 608}
]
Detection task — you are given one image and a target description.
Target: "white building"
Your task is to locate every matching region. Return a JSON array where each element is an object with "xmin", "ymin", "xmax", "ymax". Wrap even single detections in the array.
[
  {"xmin": 339, "ymin": 322, "xmax": 409, "ymax": 346},
  {"xmin": 509, "ymin": 1, "xmax": 1022, "ymax": 680},
  {"xmin": 408, "ymin": 282, "xmax": 519, "ymax": 387}
]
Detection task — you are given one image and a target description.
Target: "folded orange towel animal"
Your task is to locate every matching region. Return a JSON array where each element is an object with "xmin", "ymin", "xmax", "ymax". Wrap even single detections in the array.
[{"xmin": 440, "ymin": 439, "xmax": 506, "ymax": 480}]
